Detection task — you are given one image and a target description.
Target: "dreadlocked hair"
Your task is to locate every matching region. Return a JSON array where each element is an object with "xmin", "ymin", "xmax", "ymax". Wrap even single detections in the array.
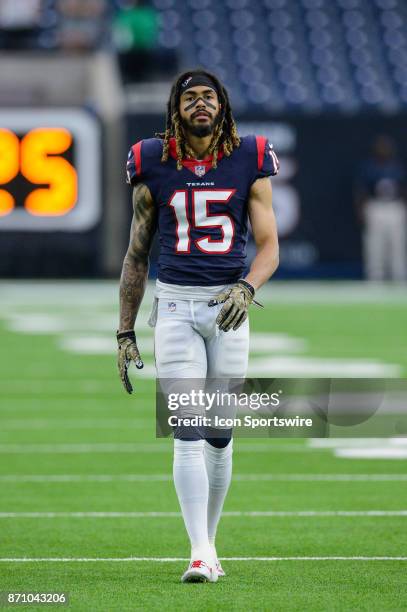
[{"xmin": 157, "ymin": 69, "xmax": 240, "ymax": 170}]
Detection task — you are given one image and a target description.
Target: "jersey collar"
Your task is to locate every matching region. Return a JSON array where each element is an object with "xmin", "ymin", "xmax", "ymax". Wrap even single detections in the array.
[{"xmin": 168, "ymin": 137, "xmax": 224, "ymax": 175}]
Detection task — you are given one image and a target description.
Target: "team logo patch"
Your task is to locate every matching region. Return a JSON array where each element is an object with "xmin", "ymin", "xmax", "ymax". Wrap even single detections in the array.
[
  {"xmin": 194, "ymin": 165, "xmax": 206, "ymax": 177},
  {"xmin": 182, "ymin": 76, "xmax": 192, "ymax": 88},
  {"xmin": 168, "ymin": 302, "xmax": 176, "ymax": 312}
]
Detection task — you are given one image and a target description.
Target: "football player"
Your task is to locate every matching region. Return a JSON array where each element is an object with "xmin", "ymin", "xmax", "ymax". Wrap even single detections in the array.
[{"xmin": 117, "ymin": 69, "xmax": 279, "ymax": 583}]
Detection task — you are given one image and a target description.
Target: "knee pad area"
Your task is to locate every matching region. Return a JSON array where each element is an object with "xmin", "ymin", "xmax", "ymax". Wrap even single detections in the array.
[
  {"xmin": 173, "ymin": 425, "xmax": 205, "ymax": 441},
  {"xmin": 205, "ymin": 438, "xmax": 231, "ymax": 448},
  {"xmin": 173, "ymin": 426, "xmax": 232, "ymax": 446}
]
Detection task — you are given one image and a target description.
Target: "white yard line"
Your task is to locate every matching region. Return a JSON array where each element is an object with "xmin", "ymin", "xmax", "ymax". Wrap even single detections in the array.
[
  {"xmin": 247, "ymin": 357, "xmax": 402, "ymax": 377},
  {"xmin": 0, "ymin": 556, "xmax": 406, "ymax": 562},
  {"xmin": 309, "ymin": 438, "xmax": 407, "ymax": 448},
  {"xmin": 308, "ymin": 438, "xmax": 407, "ymax": 459},
  {"xmin": 52, "ymin": 339, "xmax": 406, "ymax": 376},
  {"xmin": 0, "ymin": 381, "xmax": 126, "ymax": 394},
  {"xmin": 58, "ymin": 333, "xmax": 307, "ymax": 355},
  {"xmin": 0, "ymin": 443, "xmax": 311, "ymax": 454},
  {"xmin": 0, "ymin": 443, "xmax": 173, "ymax": 454},
  {"xmin": 0, "ymin": 473, "xmax": 406, "ymax": 483},
  {"xmin": 6, "ymin": 315, "xmax": 150, "ymax": 334},
  {"xmin": 335, "ymin": 449, "xmax": 407, "ymax": 459},
  {"xmin": 0, "ymin": 474, "xmax": 173, "ymax": 482},
  {"xmin": 234, "ymin": 474, "xmax": 407, "ymax": 482},
  {"xmin": 0, "ymin": 419, "xmax": 152, "ymax": 431},
  {"xmin": 0, "ymin": 511, "xmax": 406, "ymax": 518}
]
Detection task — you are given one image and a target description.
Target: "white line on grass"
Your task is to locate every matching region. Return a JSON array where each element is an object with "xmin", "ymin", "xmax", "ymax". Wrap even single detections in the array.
[
  {"xmin": 234, "ymin": 474, "xmax": 407, "ymax": 482},
  {"xmin": 0, "ymin": 511, "xmax": 406, "ymax": 518},
  {"xmin": 247, "ymin": 357, "xmax": 401, "ymax": 378},
  {"xmin": 335, "ymin": 449, "xmax": 407, "ymax": 459},
  {"xmin": 0, "ymin": 557, "xmax": 406, "ymax": 562},
  {"xmin": 1, "ymin": 474, "xmax": 407, "ymax": 483},
  {"xmin": 307, "ymin": 439, "xmax": 407, "ymax": 459},
  {"xmin": 0, "ymin": 419, "xmax": 152, "ymax": 431},
  {"xmin": 309, "ymin": 438, "xmax": 407, "ymax": 448},
  {"xmin": 0, "ymin": 443, "xmax": 311, "ymax": 454},
  {"xmin": 0, "ymin": 381, "xmax": 119, "ymax": 394},
  {"xmin": 3, "ymin": 279, "xmax": 407, "ymax": 304}
]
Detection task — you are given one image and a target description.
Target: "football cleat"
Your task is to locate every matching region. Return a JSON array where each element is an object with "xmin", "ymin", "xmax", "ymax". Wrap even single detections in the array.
[
  {"xmin": 181, "ymin": 559, "xmax": 218, "ymax": 583},
  {"xmin": 210, "ymin": 544, "xmax": 226, "ymax": 577},
  {"xmin": 216, "ymin": 560, "xmax": 226, "ymax": 577}
]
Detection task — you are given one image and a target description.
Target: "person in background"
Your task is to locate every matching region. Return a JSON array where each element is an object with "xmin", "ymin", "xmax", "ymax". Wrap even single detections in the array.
[
  {"xmin": 113, "ymin": 0, "xmax": 178, "ymax": 82},
  {"xmin": 355, "ymin": 135, "xmax": 407, "ymax": 282},
  {"xmin": 56, "ymin": 0, "xmax": 108, "ymax": 51},
  {"xmin": 0, "ymin": 0, "xmax": 41, "ymax": 49},
  {"xmin": 113, "ymin": 0, "xmax": 159, "ymax": 82}
]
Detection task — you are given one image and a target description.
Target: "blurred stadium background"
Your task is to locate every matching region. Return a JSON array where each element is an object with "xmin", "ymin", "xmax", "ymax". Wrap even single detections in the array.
[
  {"xmin": 1, "ymin": 0, "xmax": 407, "ymax": 609},
  {"xmin": 0, "ymin": 0, "xmax": 407, "ymax": 279}
]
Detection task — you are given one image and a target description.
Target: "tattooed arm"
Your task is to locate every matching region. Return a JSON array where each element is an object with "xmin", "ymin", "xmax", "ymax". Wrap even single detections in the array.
[
  {"xmin": 119, "ymin": 183, "xmax": 156, "ymax": 331},
  {"xmin": 117, "ymin": 183, "xmax": 156, "ymax": 394}
]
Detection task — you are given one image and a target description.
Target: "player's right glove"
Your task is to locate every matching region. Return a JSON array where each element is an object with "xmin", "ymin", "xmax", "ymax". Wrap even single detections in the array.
[{"xmin": 116, "ymin": 330, "xmax": 144, "ymax": 394}]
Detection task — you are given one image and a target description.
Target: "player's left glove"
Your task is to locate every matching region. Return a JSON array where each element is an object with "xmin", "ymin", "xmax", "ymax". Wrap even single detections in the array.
[
  {"xmin": 117, "ymin": 330, "xmax": 144, "ymax": 394},
  {"xmin": 208, "ymin": 279, "xmax": 263, "ymax": 332}
]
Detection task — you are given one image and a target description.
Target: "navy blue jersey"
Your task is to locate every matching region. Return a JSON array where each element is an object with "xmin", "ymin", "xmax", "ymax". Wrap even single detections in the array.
[
  {"xmin": 126, "ymin": 135, "xmax": 279, "ymax": 285},
  {"xmin": 357, "ymin": 159, "xmax": 405, "ymax": 201}
]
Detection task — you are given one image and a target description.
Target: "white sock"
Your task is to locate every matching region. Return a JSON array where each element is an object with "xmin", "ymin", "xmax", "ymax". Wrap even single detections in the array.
[
  {"xmin": 204, "ymin": 439, "xmax": 233, "ymax": 552},
  {"xmin": 173, "ymin": 439, "xmax": 212, "ymax": 561}
]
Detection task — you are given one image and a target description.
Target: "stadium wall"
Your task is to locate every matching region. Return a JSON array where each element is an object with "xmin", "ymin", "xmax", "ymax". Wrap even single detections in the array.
[{"xmin": 124, "ymin": 111, "xmax": 407, "ymax": 280}]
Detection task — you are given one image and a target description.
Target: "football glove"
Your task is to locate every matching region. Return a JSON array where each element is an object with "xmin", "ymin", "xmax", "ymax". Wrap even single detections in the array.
[
  {"xmin": 208, "ymin": 279, "xmax": 263, "ymax": 332},
  {"xmin": 117, "ymin": 330, "xmax": 144, "ymax": 394}
]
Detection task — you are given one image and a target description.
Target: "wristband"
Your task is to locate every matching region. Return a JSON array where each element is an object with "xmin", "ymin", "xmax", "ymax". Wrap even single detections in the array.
[
  {"xmin": 116, "ymin": 330, "xmax": 136, "ymax": 341},
  {"xmin": 238, "ymin": 279, "xmax": 264, "ymax": 308},
  {"xmin": 238, "ymin": 279, "xmax": 255, "ymax": 297}
]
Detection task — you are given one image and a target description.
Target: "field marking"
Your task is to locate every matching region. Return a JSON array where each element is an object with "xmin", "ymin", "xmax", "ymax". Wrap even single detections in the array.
[
  {"xmin": 0, "ymin": 418, "xmax": 152, "ymax": 431},
  {"xmin": 247, "ymin": 357, "xmax": 401, "ymax": 378},
  {"xmin": 233, "ymin": 474, "xmax": 407, "ymax": 482},
  {"xmin": 47, "ymin": 345, "xmax": 404, "ymax": 377},
  {"xmin": 308, "ymin": 438, "xmax": 407, "ymax": 460},
  {"xmin": 59, "ymin": 333, "xmax": 307, "ymax": 355},
  {"xmin": 0, "ymin": 381, "xmax": 125, "ymax": 394},
  {"xmin": 1, "ymin": 473, "xmax": 407, "ymax": 483},
  {"xmin": 2, "ymin": 280, "xmax": 404, "ymax": 377},
  {"xmin": 0, "ymin": 556, "xmax": 406, "ymax": 563},
  {"xmin": 5, "ymin": 314, "xmax": 150, "ymax": 334},
  {"xmin": 0, "ymin": 511, "xmax": 406, "ymax": 518},
  {"xmin": 0, "ymin": 443, "xmax": 311, "ymax": 454},
  {"xmin": 309, "ymin": 438, "xmax": 407, "ymax": 448},
  {"xmin": 59, "ymin": 340, "xmax": 400, "ymax": 377},
  {"xmin": 335, "ymin": 449, "xmax": 407, "ymax": 459},
  {"xmin": 3, "ymin": 279, "xmax": 407, "ymax": 304},
  {"xmin": 0, "ymin": 443, "xmax": 170, "ymax": 454}
]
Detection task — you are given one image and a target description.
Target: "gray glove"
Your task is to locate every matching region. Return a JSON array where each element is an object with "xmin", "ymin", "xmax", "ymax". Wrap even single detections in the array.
[{"xmin": 117, "ymin": 330, "xmax": 144, "ymax": 394}]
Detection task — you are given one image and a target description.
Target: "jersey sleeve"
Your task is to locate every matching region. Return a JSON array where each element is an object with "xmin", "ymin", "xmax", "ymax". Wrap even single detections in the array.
[
  {"xmin": 254, "ymin": 135, "xmax": 280, "ymax": 179},
  {"xmin": 125, "ymin": 138, "xmax": 163, "ymax": 200},
  {"xmin": 126, "ymin": 141, "xmax": 144, "ymax": 186}
]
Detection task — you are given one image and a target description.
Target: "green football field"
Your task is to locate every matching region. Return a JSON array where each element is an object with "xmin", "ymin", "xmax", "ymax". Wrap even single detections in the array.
[{"xmin": 0, "ymin": 281, "xmax": 406, "ymax": 611}]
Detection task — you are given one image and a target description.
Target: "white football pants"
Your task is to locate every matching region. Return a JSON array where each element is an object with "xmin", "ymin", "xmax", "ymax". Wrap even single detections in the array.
[
  {"xmin": 154, "ymin": 296, "xmax": 248, "ymax": 560},
  {"xmin": 154, "ymin": 298, "xmax": 249, "ymax": 379},
  {"xmin": 363, "ymin": 200, "xmax": 407, "ymax": 281}
]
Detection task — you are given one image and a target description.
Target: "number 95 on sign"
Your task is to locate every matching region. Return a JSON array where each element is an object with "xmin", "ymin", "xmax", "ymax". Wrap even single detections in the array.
[{"xmin": 0, "ymin": 127, "xmax": 77, "ymax": 217}]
